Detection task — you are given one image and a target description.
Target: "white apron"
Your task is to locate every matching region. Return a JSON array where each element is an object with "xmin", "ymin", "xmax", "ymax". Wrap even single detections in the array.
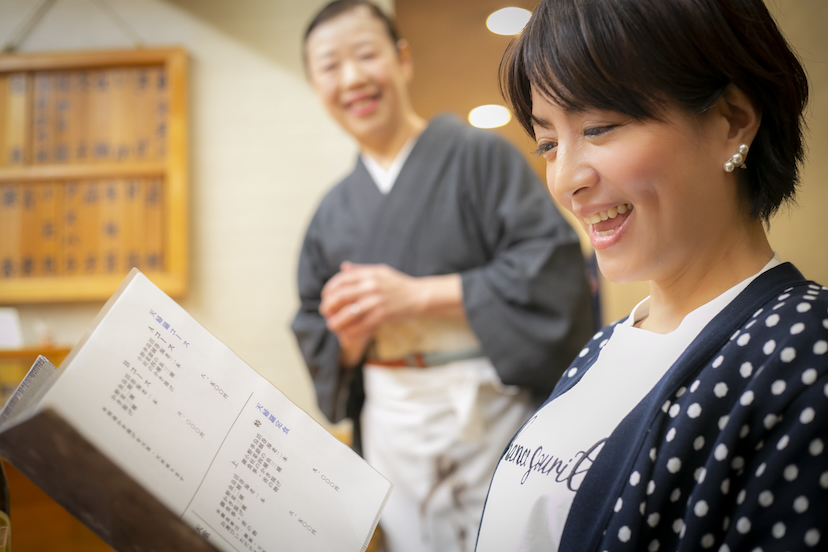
[{"xmin": 362, "ymin": 358, "xmax": 533, "ymax": 552}]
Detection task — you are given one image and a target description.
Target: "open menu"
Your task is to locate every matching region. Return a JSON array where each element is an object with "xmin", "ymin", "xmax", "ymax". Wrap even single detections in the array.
[{"xmin": 0, "ymin": 268, "xmax": 391, "ymax": 552}]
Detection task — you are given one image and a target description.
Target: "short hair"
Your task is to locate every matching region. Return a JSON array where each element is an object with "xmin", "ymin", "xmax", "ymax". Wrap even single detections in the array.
[
  {"xmin": 303, "ymin": 0, "xmax": 400, "ymax": 59},
  {"xmin": 500, "ymin": 0, "xmax": 809, "ymax": 221}
]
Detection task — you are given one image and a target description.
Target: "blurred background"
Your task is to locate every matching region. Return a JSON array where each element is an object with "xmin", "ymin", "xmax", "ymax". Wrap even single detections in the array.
[
  {"xmin": 0, "ymin": 1, "xmax": 824, "ymax": 550},
  {"xmin": 0, "ymin": 0, "xmax": 824, "ymax": 429}
]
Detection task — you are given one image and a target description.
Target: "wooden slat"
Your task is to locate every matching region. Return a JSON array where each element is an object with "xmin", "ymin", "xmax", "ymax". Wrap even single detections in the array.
[
  {"xmin": 19, "ymin": 183, "xmax": 38, "ymax": 277},
  {"xmin": 0, "ymin": 184, "xmax": 22, "ymax": 279},
  {"xmin": 3, "ymin": 73, "xmax": 29, "ymax": 166},
  {"xmin": 0, "ymin": 271, "xmax": 185, "ymax": 303},
  {"xmin": 165, "ymin": 50, "xmax": 188, "ymax": 286},
  {"xmin": 0, "ymin": 162, "xmax": 165, "ymax": 182},
  {"xmin": 61, "ymin": 181, "xmax": 82, "ymax": 276},
  {"xmin": 37, "ymin": 182, "xmax": 61, "ymax": 277},
  {"xmin": 0, "ymin": 48, "xmax": 185, "ymax": 73}
]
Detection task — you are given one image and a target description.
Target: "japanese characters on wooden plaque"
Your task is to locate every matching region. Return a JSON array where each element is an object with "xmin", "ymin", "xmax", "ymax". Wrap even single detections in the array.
[{"xmin": 0, "ymin": 48, "xmax": 187, "ymax": 302}]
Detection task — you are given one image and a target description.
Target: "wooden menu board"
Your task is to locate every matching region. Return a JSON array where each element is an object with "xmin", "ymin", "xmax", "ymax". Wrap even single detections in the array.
[{"xmin": 0, "ymin": 48, "xmax": 187, "ymax": 303}]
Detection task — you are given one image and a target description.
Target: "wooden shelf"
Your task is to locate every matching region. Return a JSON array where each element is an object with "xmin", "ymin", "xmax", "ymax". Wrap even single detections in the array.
[
  {"xmin": 0, "ymin": 346, "xmax": 72, "ymax": 362},
  {"xmin": 3, "ymin": 460, "xmax": 116, "ymax": 552},
  {"xmin": 0, "ymin": 272, "xmax": 185, "ymax": 303},
  {"xmin": 0, "ymin": 162, "xmax": 165, "ymax": 182},
  {"xmin": 0, "ymin": 346, "xmax": 72, "ymax": 408},
  {"xmin": 0, "ymin": 47, "xmax": 185, "ymax": 72}
]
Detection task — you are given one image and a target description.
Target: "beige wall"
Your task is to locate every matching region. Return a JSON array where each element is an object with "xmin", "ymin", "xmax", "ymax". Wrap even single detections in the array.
[
  {"xmin": 593, "ymin": 0, "xmax": 828, "ymax": 323},
  {"xmin": 0, "ymin": 0, "xmax": 389, "ymax": 426}
]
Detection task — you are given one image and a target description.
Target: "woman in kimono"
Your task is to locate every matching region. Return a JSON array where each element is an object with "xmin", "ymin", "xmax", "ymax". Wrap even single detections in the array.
[
  {"xmin": 292, "ymin": 1, "xmax": 594, "ymax": 551},
  {"xmin": 476, "ymin": 0, "xmax": 826, "ymax": 550}
]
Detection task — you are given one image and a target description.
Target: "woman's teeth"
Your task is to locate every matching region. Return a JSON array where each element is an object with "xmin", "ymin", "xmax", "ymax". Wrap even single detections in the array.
[{"xmin": 583, "ymin": 203, "xmax": 632, "ymax": 225}]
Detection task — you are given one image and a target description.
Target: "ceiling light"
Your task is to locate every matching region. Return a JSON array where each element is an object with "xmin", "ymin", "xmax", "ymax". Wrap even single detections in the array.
[
  {"xmin": 468, "ymin": 105, "xmax": 511, "ymax": 129},
  {"xmin": 486, "ymin": 7, "xmax": 531, "ymax": 36}
]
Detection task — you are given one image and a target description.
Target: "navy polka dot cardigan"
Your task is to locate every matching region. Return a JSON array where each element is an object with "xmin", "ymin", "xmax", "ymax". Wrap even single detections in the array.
[{"xmin": 536, "ymin": 263, "xmax": 827, "ymax": 551}]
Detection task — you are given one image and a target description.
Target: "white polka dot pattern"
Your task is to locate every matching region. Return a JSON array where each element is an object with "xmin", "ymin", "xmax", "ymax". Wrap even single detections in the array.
[{"xmin": 539, "ymin": 275, "xmax": 828, "ymax": 551}]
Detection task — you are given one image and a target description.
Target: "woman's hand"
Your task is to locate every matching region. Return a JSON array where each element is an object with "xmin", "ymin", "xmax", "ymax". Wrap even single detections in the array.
[{"xmin": 319, "ymin": 262, "xmax": 464, "ymax": 366}]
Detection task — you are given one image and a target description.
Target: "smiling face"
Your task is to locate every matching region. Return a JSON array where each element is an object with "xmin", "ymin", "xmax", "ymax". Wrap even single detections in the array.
[
  {"xmin": 305, "ymin": 6, "xmax": 413, "ymax": 149},
  {"xmin": 531, "ymin": 89, "xmax": 750, "ymax": 287}
]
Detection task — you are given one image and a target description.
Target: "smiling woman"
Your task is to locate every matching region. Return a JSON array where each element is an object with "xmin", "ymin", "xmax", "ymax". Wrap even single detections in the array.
[{"xmin": 475, "ymin": 0, "xmax": 827, "ymax": 551}]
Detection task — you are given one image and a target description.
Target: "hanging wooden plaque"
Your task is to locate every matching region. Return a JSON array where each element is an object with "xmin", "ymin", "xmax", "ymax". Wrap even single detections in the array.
[{"xmin": 0, "ymin": 47, "xmax": 187, "ymax": 302}]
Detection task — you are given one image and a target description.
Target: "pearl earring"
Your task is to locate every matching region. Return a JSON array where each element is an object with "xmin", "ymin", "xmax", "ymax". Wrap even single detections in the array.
[{"xmin": 723, "ymin": 144, "xmax": 749, "ymax": 172}]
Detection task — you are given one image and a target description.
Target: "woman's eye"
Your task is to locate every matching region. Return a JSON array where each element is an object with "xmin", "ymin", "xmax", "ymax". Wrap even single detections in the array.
[
  {"xmin": 533, "ymin": 141, "xmax": 557, "ymax": 157},
  {"xmin": 584, "ymin": 125, "xmax": 615, "ymax": 137}
]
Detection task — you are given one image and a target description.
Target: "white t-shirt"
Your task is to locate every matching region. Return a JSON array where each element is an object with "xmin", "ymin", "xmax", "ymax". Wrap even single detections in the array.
[{"xmin": 476, "ymin": 255, "xmax": 781, "ymax": 552}]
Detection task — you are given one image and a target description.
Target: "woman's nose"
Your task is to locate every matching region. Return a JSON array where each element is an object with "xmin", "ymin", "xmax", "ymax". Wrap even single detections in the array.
[
  {"xmin": 549, "ymin": 144, "xmax": 597, "ymax": 202},
  {"xmin": 340, "ymin": 59, "xmax": 367, "ymax": 89}
]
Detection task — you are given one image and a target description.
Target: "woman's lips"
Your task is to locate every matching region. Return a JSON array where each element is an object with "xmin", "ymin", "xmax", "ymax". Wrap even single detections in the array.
[
  {"xmin": 584, "ymin": 203, "xmax": 633, "ymax": 249},
  {"xmin": 345, "ymin": 95, "xmax": 379, "ymax": 117}
]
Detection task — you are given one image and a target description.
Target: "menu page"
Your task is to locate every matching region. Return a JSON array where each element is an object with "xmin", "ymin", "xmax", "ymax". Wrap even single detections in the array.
[{"xmin": 34, "ymin": 269, "xmax": 391, "ymax": 552}]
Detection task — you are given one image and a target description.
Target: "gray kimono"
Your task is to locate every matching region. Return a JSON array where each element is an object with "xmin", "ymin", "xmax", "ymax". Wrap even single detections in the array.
[{"xmin": 291, "ymin": 114, "xmax": 593, "ymax": 452}]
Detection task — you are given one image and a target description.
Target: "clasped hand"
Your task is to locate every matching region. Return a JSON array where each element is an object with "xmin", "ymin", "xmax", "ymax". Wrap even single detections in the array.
[
  {"xmin": 320, "ymin": 262, "xmax": 421, "ymax": 367},
  {"xmin": 320, "ymin": 262, "xmax": 464, "ymax": 367},
  {"xmin": 321, "ymin": 260, "xmax": 421, "ymax": 332}
]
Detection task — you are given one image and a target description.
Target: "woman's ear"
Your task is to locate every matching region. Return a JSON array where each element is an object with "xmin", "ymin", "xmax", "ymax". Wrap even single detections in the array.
[
  {"xmin": 719, "ymin": 84, "xmax": 761, "ymax": 146},
  {"xmin": 397, "ymin": 39, "xmax": 415, "ymax": 83}
]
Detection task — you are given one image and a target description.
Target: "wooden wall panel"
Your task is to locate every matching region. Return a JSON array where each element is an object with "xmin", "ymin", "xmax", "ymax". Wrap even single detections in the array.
[{"xmin": 0, "ymin": 48, "xmax": 188, "ymax": 303}]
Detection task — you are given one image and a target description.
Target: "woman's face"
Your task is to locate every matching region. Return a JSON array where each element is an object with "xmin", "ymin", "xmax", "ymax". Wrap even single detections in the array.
[
  {"xmin": 531, "ymin": 89, "xmax": 743, "ymax": 286},
  {"xmin": 305, "ymin": 7, "xmax": 412, "ymax": 146}
]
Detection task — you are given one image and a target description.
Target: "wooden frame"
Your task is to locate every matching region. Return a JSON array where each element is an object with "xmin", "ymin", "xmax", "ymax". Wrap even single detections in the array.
[{"xmin": 0, "ymin": 48, "xmax": 188, "ymax": 302}]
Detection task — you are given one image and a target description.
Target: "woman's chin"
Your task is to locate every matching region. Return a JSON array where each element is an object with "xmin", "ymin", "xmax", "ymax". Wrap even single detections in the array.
[{"xmin": 594, "ymin": 254, "xmax": 645, "ymax": 286}]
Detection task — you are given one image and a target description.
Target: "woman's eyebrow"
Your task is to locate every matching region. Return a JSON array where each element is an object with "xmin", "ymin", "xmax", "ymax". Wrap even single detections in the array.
[
  {"xmin": 310, "ymin": 48, "xmax": 337, "ymax": 63},
  {"xmin": 531, "ymin": 114, "xmax": 555, "ymax": 130}
]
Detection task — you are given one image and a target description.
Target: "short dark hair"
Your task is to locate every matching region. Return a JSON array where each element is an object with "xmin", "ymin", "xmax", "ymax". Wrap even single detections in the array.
[
  {"xmin": 500, "ymin": 0, "xmax": 809, "ymax": 221},
  {"xmin": 303, "ymin": 1, "xmax": 400, "ymax": 63}
]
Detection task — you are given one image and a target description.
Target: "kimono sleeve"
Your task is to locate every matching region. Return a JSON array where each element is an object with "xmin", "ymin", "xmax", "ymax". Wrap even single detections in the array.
[
  {"xmin": 458, "ymin": 129, "xmax": 595, "ymax": 399},
  {"xmin": 289, "ymin": 208, "xmax": 357, "ymax": 424}
]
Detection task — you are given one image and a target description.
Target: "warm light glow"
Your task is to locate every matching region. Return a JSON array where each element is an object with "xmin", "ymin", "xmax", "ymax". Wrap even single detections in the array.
[
  {"xmin": 468, "ymin": 104, "xmax": 512, "ymax": 129},
  {"xmin": 486, "ymin": 7, "xmax": 531, "ymax": 35}
]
